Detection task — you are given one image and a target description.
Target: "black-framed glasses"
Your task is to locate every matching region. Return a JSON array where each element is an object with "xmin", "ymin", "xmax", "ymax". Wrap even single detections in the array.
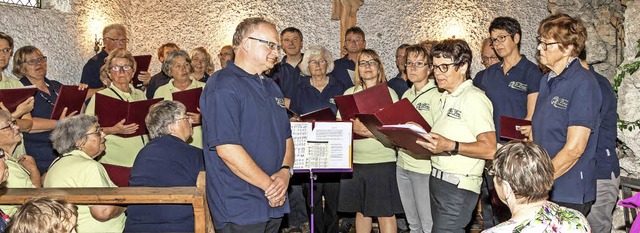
[
  {"xmin": 405, "ymin": 61, "xmax": 430, "ymax": 68},
  {"xmin": 0, "ymin": 120, "xmax": 16, "ymax": 131},
  {"xmin": 309, "ymin": 60, "xmax": 327, "ymax": 66},
  {"xmin": 358, "ymin": 60, "xmax": 378, "ymax": 67},
  {"xmin": 0, "ymin": 48, "xmax": 11, "ymax": 55},
  {"xmin": 105, "ymin": 37, "xmax": 130, "ymax": 44},
  {"xmin": 432, "ymin": 63, "xmax": 458, "ymax": 73},
  {"xmin": 490, "ymin": 34, "xmax": 514, "ymax": 46},
  {"xmin": 536, "ymin": 37, "xmax": 561, "ymax": 51},
  {"xmin": 248, "ymin": 37, "xmax": 282, "ymax": 52},
  {"xmin": 110, "ymin": 65, "xmax": 133, "ymax": 72},
  {"xmin": 24, "ymin": 56, "xmax": 47, "ymax": 65}
]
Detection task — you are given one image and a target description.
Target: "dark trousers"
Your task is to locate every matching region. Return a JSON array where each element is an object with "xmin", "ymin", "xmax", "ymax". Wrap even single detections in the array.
[
  {"xmin": 287, "ymin": 182, "xmax": 308, "ymax": 228},
  {"xmin": 430, "ymin": 176, "xmax": 479, "ymax": 233},
  {"xmin": 216, "ymin": 218, "xmax": 282, "ymax": 233},
  {"xmin": 303, "ymin": 176, "xmax": 340, "ymax": 233},
  {"xmin": 555, "ymin": 201, "xmax": 594, "ymax": 216}
]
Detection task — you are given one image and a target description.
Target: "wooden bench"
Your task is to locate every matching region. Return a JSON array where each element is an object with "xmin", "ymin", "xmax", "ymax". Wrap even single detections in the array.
[{"xmin": 0, "ymin": 171, "xmax": 214, "ymax": 233}]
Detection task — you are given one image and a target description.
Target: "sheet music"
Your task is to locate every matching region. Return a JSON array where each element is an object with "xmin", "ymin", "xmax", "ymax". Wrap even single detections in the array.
[
  {"xmin": 291, "ymin": 122, "xmax": 353, "ymax": 171},
  {"xmin": 291, "ymin": 122, "xmax": 312, "ymax": 169},
  {"xmin": 305, "ymin": 141, "xmax": 330, "ymax": 168}
]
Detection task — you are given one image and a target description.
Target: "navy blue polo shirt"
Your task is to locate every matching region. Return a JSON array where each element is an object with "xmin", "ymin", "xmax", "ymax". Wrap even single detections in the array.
[
  {"xmin": 200, "ymin": 62, "xmax": 292, "ymax": 228},
  {"xmin": 270, "ymin": 54, "xmax": 303, "ymax": 99},
  {"xmin": 474, "ymin": 56, "xmax": 542, "ymax": 141},
  {"xmin": 532, "ymin": 60, "xmax": 602, "ymax": 204},
  {"xmin": 289, "ymin": 75, "xmax": 345, "ymax": 115},
  {"xmin": 125, "ymin": 135, "xmax": 204, "ymax": 232},
  {"xmin": 19, "ymin": 77, "xmax": 61, "ymax": 173},
  {"xmin": 80, "ymin": 49, "xmax": 108, "ymax": 88},
  {"xmin": 387, "ymin": 73, "xmax": 409, "ymax": 98},
  {"xmin": 146, "ymin": 71, "xmax": 172, "ymax": 99},
  {"xmin": 590, "ymin": 67, "xmax": 620, "ymax": 179},
  {"xmin": 331, "ymin": 55, "xmax": 355, "ymax": 88}
]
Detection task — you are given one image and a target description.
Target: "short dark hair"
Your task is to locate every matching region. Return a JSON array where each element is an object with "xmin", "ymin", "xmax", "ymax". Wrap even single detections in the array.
[
  {"xmin": 345, "ymin": 26, "xmax": 365, "ymax": 40},
  {"xmin": 405, "ymin": 44, "xmax": 433, "ymax": 80},
  {"xmin": 489, "ymin": 17, "xmax": 522, "ymax": 48},
  {"xmin": 431, "ymin": 39, "xmax": 473, "ymax": 80},
  {"xmin": 0, "ymin": 31, "xmax": 14, "ymax": 52},
  {"xmin": 157, "ymin": 43, "xmax": 179, "ymax": 59},
  {"xmin": 281, "ymin": 27, "xmax": 303, "ymax": 41}
]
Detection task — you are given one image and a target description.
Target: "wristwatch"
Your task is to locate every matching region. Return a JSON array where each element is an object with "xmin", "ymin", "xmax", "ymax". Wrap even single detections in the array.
[
  {"xmin": 280, "ymin": 165, "xmax": 293, "ymax": 177},
  {"xmin": 450, "ymin": 141, "xmax": 459, "ymax": 155}
]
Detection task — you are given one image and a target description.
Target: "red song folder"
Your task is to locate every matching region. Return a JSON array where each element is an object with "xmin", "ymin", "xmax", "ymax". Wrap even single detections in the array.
[
  {"xmin": 132, "ymin": 55, "xmax": 152, "ymax": 89},
  {"xmin": 376, "ymin": 125, "xmax": 434, "ymax": 159},
  {"xmin": 50, "ymin": 85, "xmax": 88, "ymax": 120},
  {"xmin": 499, "ymin": 116, "xmax": 531, "ymax": 141},
  {"xmin": 299, "ymin": 107, "xmax": 336, "ymax": 122},
  {"xmin": 0, "ymin": 86, "xmax": 37, "ymax": 113},
  {"xmin": 356, "ymin": 98, "xmax": 431, "ymax": 149},
  {"xmin": 94, "ymin": 94, "xmax": 162, "ymax": 137},
  {"xmin": 172, "ymin": 87, "xmax": 202, "ymax": 113},
  {"xmin": 335, "ymin": 83, "xmax": 393, "ymax": 139}
]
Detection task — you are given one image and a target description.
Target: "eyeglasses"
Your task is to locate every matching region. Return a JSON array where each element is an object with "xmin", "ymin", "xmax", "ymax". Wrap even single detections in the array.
[
  {"xmin": 405, "ymin": 61, "xmax": 430, "ymax": 68},
  {"xmin": 0, "ymin": 48, "xmax": 11, "ymax": 55},
  {"xmin": 490, "ymin": 34, "xmax": 514, "ymax": 46},
  {"xmin": 110, "ymin": 65, "xmax": 133, "ymax": 72},
  {"xmin": 358, "ymin": 60, "xmax": 378, "ymax": 67},
  {"xmin": 175, "ymin": 116, "xmax": 192, "ymax": 124},
  {"xmin": 105, "ymin": 37, "xmax": 130, "ymax": 44},
  {"xmin": 0, "ymin": 120, "xmax": 17, "ymax": 131},
  {"xmin": 173, "ymin": 63, "xmax": 191, "ymax": 70},
  {"xmin": 432, "ymin": 63, "xmax": 458, "ymax": 73},
  {"xmin": 248, "ymin": 37, "xmax": 282, "ymax": 52},
  {"xmin": 192, "ymin": 58, "xmax": 209, "ymax": 63},
  {"xmin": 345, "ymin": 39, "xmax": 363, "ymax": 44},
  {"xmin": 84, "ymin": 127, "xmax": 103, "ymax": 137},
  {"xmin": 309, "ymin": 60, "xmax": 327, "ymax": 66},
  {"xmin": 536, "ymin": 37, "xmax": 561, "ymax": 51},
  {"xmin": 481, "ymin": 56, "xmax": 500, "ymax": 63},
  {"xmin": 24, "ymin": 56, "xmax": 47, "ymax": 66}
]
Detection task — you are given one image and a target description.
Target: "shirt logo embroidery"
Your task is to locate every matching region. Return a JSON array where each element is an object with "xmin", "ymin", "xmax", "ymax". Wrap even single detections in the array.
[
  {"xmin": 416, "ymin": 103, "xmax": 429, "ymax": 111},
  {"xmin": 447, "ymin": 108, "xmax": 462, "ymax": 119},
  {"xmin": 508, "ymin": 81, "xmax": 528, "ymax": 92},
  {"xmin": 551, "ymin": 96, "xmax": 569, "ymax": 109},
  {"xmin": 275, "ymin": 97, "xmax": 286, "ymax": 108},
  {"xmin": 329, "ymin": 98, "xmax": 335, "ymax": 105}
]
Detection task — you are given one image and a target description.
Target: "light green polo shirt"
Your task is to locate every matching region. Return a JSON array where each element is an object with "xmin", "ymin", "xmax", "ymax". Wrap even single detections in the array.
[
  {"xmin": 43, "ymin": 150, "xmax": 126, "ymax": 232},
  {"xmin": 397, "ymin": 79, "xmax": 440, "ymax": 174},
  {"xmin": 430, "ymin": 80, "xmax": 494, "ymax": 193},
  {"xmin": 153, "ymin": 77, "xmax": 205, "ymax": 148},
  {"xmin": 85, "ymin": 84, "xmax": 148, "ymax": 167},
  {"xmin": 342, "ymin": 85, "xmax": 399, "ymax": 164},
  {"xmin": 0, "ymin": 73, "xmax": 27, "ymax": 158},
  {"xmin": 0, "ymin": 159, "xmax": 36, "ymax": 215}
]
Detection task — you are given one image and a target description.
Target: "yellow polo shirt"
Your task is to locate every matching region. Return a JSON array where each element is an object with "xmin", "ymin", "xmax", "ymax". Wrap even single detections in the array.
[
  {"xmin": 153, "ymin": 77, "xmax": 205, "ymax": 148},
  {"xmin": 85, "ymin": 84, "xmax": 148, "ymax": 167},
  {"xmin": 0, "ymin": 73, "xmax": 27, "ymax": 158},
  {"xmin": 44, "ymin": 150, "xmax": 126, "ymax": 232},
  {"xmin": 397, "ymin": 79, "xmax": 440, "ymax": 174},
  {"xmin": 342, "ymin": 85, "xmax": 399, "ymax": 164},
  {"xmin": 430, "ymin": 80, "xmax": 494, "ymax": 193},
  {"xmin": 0, "ymin": 159, "xmax": 36, "ymax": 215}
]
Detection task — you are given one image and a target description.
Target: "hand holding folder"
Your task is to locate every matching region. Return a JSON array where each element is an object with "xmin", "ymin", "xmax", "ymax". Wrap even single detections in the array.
[
  {"xmin": 94, "ymin": 94, "xmax": 162, "ymax": 137},
  {"xmin": 172, "ymin": 87, "xmax": 202, "ymax": 113},
  {"xmin": 335, "ymin": 83, "xmax": 393, "ymax": 139},
  {"xmin": 499, "ymin": 116, "xmax": 531, "ymax": 141},
  {"xmin": 0, "ymin": 86, "xmax": 37, "ymax": 113},
  {"xmin": 51, "ymin": 85, "xmax": 89, "ymax": 120},
  {"xmin": 132, "ymin": 55, "xmax": 152, "ymax": 89}
]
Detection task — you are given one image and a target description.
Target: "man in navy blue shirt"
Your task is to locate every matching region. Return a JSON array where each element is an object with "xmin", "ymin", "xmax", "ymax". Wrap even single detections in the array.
[
  {"xmin": 580, "ymin": 55, "xmax": 620, "ymax": 233},
  {"xmin": 330, "ymin": 26, "xmax": 365, "ymax": 88},
  {"xmin": 200, "ymin": 17, "xmax": 294, "ymax": 233},
  {"xmin": 270, "ymin": 27, "xmax": 304, "ymax": 100},
  {"xmin": 473, "ymin": 38, "xmax": 501, "ymax": 86},
  {"xmin": 387, "ymin": 44, "xmax": 410, "ymax": 97},
  {"xmin": 80, "ymin": 24, "xmax": 150, "ymax": 89},
  {"xmin": 146, "ymin": 43, "xmax": 180, "ymax": 99}
]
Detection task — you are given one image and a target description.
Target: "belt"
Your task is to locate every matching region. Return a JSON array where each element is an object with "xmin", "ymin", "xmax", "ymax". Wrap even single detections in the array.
[{"xmin": 431, "ymin": 167, "xmax": 460, "ymax": 185}]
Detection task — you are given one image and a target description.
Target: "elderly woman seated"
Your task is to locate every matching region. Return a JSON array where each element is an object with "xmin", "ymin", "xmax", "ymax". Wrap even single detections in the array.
[
  {"xmin": 125, "ymin": 100, "xmax": 204, "ymax": 232},
  {"xmin": 483, "ymin": 141, "xmax": 590, "ymax": 232},
  {"xmin": 5, "ymin": 197, "xmax": 78, "ymax": 233},
  {"xmin": 44, "ymin": 115, "xmax": 126, "ymax": 233}
]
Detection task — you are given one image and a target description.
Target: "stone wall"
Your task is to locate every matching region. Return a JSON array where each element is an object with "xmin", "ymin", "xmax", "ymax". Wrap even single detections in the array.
[{"xmin": 0, "ymin": 0, "xmax": 548, "ymax": 84}]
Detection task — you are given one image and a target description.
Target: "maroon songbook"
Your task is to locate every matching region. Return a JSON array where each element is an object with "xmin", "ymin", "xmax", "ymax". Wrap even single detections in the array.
[
  {"xmin": 299, "ymin": 107, "xmax": 336, "ymax": 122},
  {"xmin": 94, "ymin": 94, "xmax": 162, "ymax": 137},
  {"xmin": 499, "ymin": 116, "xmax": 531, "ymax": 141},
  {"xmin": 334, "ymin": 83, "xmax": 393, "ymax": 139},
  {"xmin": 0, "ymin": 86, "xmax": 37, "ymax": 113},
  {"xmin": 50, "ymin": 85, "xmax": 88, "ymax": 120},
  {"xmin": 376, "ymin": 126, "xmax": 434, "ymax": 159},
  {"xmin": 132, "ymin": 55, "xmax": 152, "ymax": 89},
  {"xmin": 172, "ymin": 87, "xmax": 202, "ymax": 113}
]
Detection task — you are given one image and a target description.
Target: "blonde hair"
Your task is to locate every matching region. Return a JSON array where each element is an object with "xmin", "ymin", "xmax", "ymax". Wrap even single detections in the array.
[
  {"xmin": 354, "ymin": 49, "xmax": 386, "ymax": 90},
  {"xmin": 6, "ymin": 197, "xmax": 78, "ymax": 233}
]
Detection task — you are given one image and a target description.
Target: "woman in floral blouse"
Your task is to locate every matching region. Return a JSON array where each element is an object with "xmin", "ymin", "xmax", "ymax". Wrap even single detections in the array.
[{"xmin": 483, "ymin": 141, "xmax": 590, "ymax": 233}]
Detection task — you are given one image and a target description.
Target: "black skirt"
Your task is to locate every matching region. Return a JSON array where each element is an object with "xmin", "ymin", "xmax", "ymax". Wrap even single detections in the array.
[{"xmin": 338, "ymin": 162, "xmax": 404, "ymax": 216}]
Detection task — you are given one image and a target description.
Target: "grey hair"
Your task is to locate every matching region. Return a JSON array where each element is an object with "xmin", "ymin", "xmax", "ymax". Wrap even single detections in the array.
[
  {"xmin": 161, "ymin": 50, "xmax": 193, "ymax": 77},
  {"xmin": 0, "ymin": 109, "xmax": 11, "ymax": 122},
  {"xmin": 51, "ymin": 115, "xmax": 98, "ymax": 155},
  {"xmin": 102, "ymin": 23, "xmax": 127, "ymax": 38},
  {"xmin": 299, "ymin": 45, "xmax": 334, "ymax": 76},
  {"xmin": 145, "ymin": 100, "xmax": 186, "ymax": 140}
]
